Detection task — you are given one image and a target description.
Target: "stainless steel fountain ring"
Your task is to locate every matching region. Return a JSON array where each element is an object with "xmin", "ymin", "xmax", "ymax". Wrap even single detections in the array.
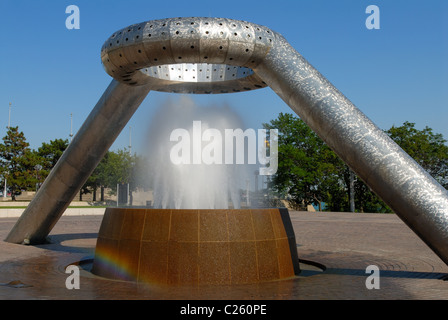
[{"xmin": 101, "ymin": 17, "xmax": 272, "ymax": 93}]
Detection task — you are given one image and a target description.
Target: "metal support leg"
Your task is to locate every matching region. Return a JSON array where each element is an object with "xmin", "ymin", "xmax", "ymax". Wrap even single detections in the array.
[
  {"xmin": 255, "ymin": 38, "xmax": 448, "ymax": 265},
  {"xmin": 5, "ymin": 80, "xmax": 150, "ymax": 244}
]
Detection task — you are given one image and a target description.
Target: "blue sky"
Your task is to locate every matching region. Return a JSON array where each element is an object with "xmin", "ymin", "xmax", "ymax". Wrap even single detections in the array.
[{"xmin": 0, "ymin": 0, "xmax": 447, "ymax": 154}]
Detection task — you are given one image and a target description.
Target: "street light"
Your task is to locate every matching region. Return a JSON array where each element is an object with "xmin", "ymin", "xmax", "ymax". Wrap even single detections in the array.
[
  {"xmin": 70, "ymin": 113, "xmax": 74, "ymax": 143},
  {"xmin": 129, "ymin": 126, "xmax": 132, "ymax": 155},
  {"xmin": 2, "ymin": 171, "xmax": 7, "ymax": 199},
  {"xmin": 3, "ymin": 102, "xmax": 11, "ymax": 199},
  {"xmin": 35, "ymin": 165, "xmax": 42, "ymax": 191},
  {"xmin": 8, "ymin": 102, "xmax": 11, "ymax": 129}
]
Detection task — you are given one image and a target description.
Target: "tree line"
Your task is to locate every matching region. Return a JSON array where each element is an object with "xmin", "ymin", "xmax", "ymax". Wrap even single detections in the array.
[
  {"xmin": 0, "ymin": 126, "xmax": 151, "ymax": 201},
  {"xmin": 263, "ymin": 113, "xmax": 448, "ymax": 213},
  {"xmin": 1, "ymin": 116, "xmax": 447, "ymax": 213}
]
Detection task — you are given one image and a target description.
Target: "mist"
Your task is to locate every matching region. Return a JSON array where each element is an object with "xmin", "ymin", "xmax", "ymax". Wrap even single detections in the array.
[{"xmin": 142, "ymin": 96, "xmax": 252, "ymax": 209}]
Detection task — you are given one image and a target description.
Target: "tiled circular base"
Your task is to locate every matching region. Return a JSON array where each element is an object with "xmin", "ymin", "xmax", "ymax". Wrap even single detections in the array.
[{"xmin": 91, "ymin": 208, "xmax": 300, "ymax": 285}]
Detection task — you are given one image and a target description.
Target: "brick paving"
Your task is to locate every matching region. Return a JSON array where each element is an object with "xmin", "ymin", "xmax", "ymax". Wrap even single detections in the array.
[{"xmin": 0, "ymin": 211, "xmax": 447, "ymax": 300}]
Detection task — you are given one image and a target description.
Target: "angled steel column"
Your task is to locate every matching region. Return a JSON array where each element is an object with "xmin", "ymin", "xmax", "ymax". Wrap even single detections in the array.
[
  {"xmin": 254, "ymin": 35, "xmax": 448, "ymax": 265},
  {"xmin": 5, "ymin": 80, "xmax": 150, "ymax": 244}
]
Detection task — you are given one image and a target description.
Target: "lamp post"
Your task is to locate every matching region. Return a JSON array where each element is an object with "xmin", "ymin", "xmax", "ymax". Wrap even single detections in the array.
[
  {"xmin": 349, "ymin": 169, "xmax": 355, "ymax": 212},
  {"xmin": 8, "ymin": 102, "xmax": 11, "ymax": 129},
  {"xmin": 2, "ymin": 172, "xmax": 7, "ymax": 199},
  {"xmin": 129, "ymin": 126, "xmax": 132, "ymax": 155},
  {"xmin": 3, "ymin": 102, "xmax": 11, "ymax": 199},
  {"xmin": 69, "ymin": 113, "xmax": 73, "ymax": 143},
  {"xmin": 35, "ymin": 165, "xmax": 42, "ymax": 192}
]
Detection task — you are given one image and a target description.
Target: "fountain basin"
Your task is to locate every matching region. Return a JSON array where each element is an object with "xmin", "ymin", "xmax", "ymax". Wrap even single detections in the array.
[{"xmin": 91, "ymin": 208, "xmax": 300, "ymax": 285}]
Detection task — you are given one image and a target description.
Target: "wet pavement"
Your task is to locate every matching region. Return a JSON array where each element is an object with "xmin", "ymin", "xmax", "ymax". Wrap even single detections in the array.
[{"xmin": 0, "ymin": 211, "xmax": 447, "ymax": 300}]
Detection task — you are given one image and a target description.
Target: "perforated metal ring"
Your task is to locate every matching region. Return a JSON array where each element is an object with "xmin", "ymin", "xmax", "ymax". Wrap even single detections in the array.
[{"xmin": 101, "ymin": 17, "xmax": 277, "ymax": 93}]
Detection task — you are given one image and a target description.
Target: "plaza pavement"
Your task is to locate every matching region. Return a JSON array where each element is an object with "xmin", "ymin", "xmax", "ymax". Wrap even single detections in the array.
[{"xmin": 0, "ymin": 210, "xmax": 446, "ymax": 300}]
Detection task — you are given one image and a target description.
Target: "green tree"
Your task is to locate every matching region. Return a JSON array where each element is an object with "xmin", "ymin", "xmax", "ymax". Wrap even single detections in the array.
[
  {"xmin": 352, "ymin": 178, "xmax": 391, "ymax": 213},
  {"xmin": 81, "ymin": 148, "xmax": 152, "ymax": 203},
  {"xmin": 101, "ymin": 149, "xmax": 134, "ymax": 187},
  {"xmin": 263, "ymin": 113, "xmax": 345, "ymax": 211},
  {"xmin": 83, "ymin": 150, "xmax": 127, "ymax": 202},
  {"xmin": 82, "ymin": 148, "xmax": 142, "ymax": 202},
  {"xmin": 36, "ymin": 138, "xmax": 69, "ymax": 179},
  {"xmin": 0, "ymin": 127, "xmax": 41, "ymax": 200},
  {"xmin": 263, "ymin": 114, "xmax": 448, "ymax": 213},
  {"xmin": 387, "ymin": 122, "xmax": 448, "ymax": 189}
]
